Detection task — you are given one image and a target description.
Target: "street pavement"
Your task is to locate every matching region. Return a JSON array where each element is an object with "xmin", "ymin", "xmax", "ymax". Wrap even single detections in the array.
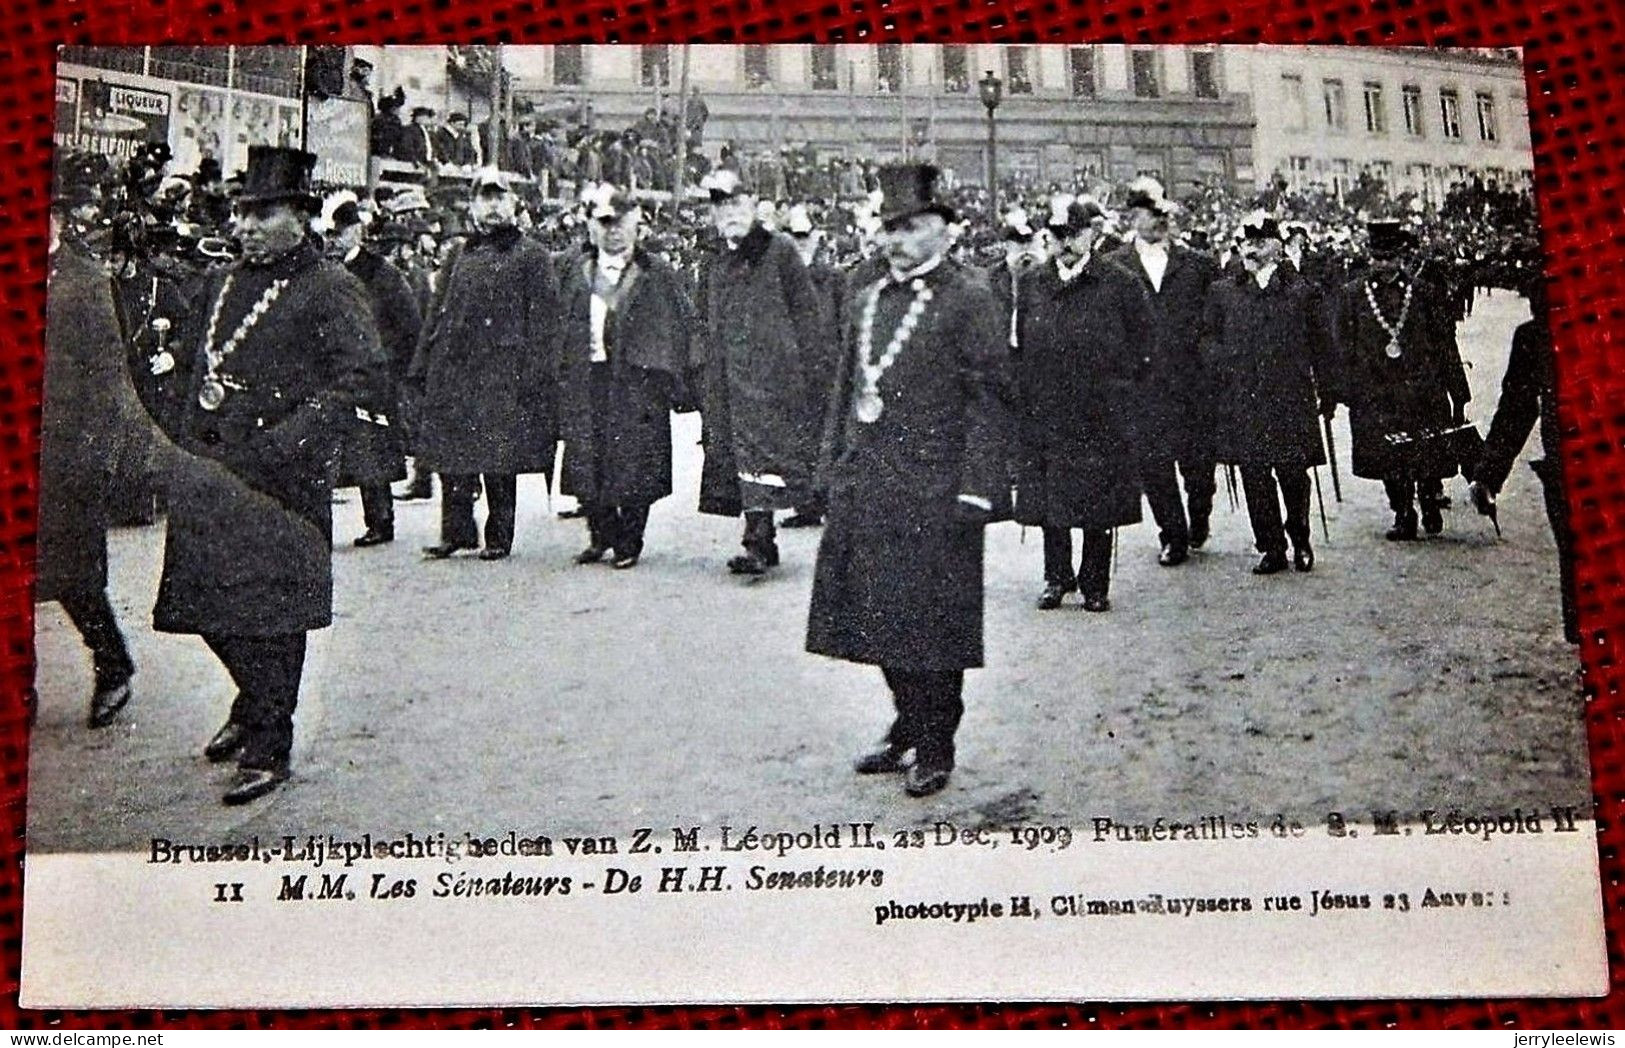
[{"xmin": 28, "ymin": 289, "xmax": 1588, "ymax": 851}]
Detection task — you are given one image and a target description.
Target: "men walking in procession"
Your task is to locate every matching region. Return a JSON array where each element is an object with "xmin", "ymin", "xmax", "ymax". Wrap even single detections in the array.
[
  {"xmin": 411, "ymin": 168, "xmax": 561, "ymax": 562},
  {"xmin": 806, "ymin": 163, "xmax": 1012, "ymax": 798},
  {"xmin": 124, "ymin": 146, "xmax": 378, "ymax": 804},
  {"xmin": 695, "ymin": 168, "xmax": 822, "ymax": 576}
]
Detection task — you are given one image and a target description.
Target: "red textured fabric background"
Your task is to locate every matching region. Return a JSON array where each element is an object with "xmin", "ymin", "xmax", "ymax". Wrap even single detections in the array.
[{"xmin": 1, "ymin": 0, "xmax": 1623, "ymax": 1030}]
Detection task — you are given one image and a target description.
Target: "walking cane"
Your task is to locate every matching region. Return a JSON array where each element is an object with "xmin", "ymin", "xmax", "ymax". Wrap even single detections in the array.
[
  {"xmin": 1322, "ymin": 414, "xmax": 1343, "ymax": 503},
  {"xmin": 1312, "ymin": 466, "xmax": 1329, "ymax": 542}
]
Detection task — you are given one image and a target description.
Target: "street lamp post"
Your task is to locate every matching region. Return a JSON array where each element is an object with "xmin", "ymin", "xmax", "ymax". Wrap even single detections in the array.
[{"xmin": 979, "ymin": 70, "xmax": 1003, "ymax": 223}]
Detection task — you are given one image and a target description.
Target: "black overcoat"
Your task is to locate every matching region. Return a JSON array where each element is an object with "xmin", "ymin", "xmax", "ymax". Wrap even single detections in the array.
[
  {"xmin": 130, "ymin": 240, "xmax": 377, "ymax": 636},
  {"xmin": 409, "ymin": 226, "xmax": 561, "ymax": 476},
  {"xmin": 337, "ymin": 247, "xmax": 420, "ymax": 487},
  {"xmin": 806, "ymin": 260, "xmax": 1012, "ymax": 672},
  {"xmin": 1012, "ymin": 256, "xmax": 1149, "ymax": 530},
  {"xmin": 1201, "ymin": 265, "xmax": 1330, "ymax": 470},
  {"xmin": 695, "ymin": 224, "xmax": 821, "ymax": 516},
  {"xmin": 556, "ymin": 249, "xmax": 694, "ymax": 507}
]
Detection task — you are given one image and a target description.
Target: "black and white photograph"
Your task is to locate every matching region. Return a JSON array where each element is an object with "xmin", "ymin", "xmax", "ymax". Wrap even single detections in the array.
[{"xmin": 22, "ymin": 43, "xmax": 1605, "ymax": 1006}]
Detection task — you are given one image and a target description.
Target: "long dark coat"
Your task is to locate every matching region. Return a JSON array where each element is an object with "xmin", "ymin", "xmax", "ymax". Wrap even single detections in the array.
[
  {"xmin": 1332, "ymin": 267, "xmax": 1471, "ymax": 480},
  {"xmin": 696, "ymin": 223, "xmax": 822, "ymax": 516},
  {"xmin": 556, "ymin": 249, "xmax": 694, "ymax": 507},
  {"xmin": 337, "ymin": 247, "xmax": 420, "ymax": 487},
  {"xmin": 409, "ymin": 225, "xmax": 560, "ymax": 476},
  {"xmin": 802, "ymin": 259, "xmax": 846, "ymax": 444},
  {"xmin": 1109, "ymin": 241, "xmax": 1220, "ymax": 463},
  {"xmin": 130, "ymin": 240, "xmax": 377, "ymax": 636},
  {"xmin": 806, "ymin": 260, "xmax": 1012, "ymax": 672},
  {"xmin": 1013, "ymin": 256, "xmax": 1149, "ymax": 530},
  {"xmin": 1201, "ymin": 265, "xmax": 1330, "ymax": 470},
  {"xmin": 36, "ymin": 245, "xmax": 147, "ymax": 603}
]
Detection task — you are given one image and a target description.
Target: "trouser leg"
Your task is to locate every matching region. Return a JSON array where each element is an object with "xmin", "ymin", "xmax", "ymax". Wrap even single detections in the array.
[
  {"xmin": 1538, "ymin": 465, "xmax": 1580, "ymax": 643},
  {"xmin": 359, "ymin": 484, "xmax": 395, "ymax": 534},
  {"xmin": 1240, "ymin": 465, "xmax": 1287, "ymax": 555},
  {"xmin": 1141, "ymin": 458, "xmax": 1190, "ymax": 551},
  {"xmin": 439, "ymin": 474, "xmax": 480, "ymax": 546},
  {"xmin": 482, "ymin": 473, "xmax": 518, "ymax": 551},
  {"xmin": 743, "ymin": 510, "xmax": 777, "ymax": 556},
  {"xmin": 1077, "ymin": 528, "xmax": 1113, "ymax": 600},
  {"xmin": 203, "ymin": 633, "xmax": 307, "ymax": 770},
  {"xmin": 615, "ymin": 505, "xmax": 650, "ymax": 558},
  {"xmin": 1041, "ymin": 526, "xmax": 1076, "ymax": 588},
  {"xmin": 585, "ymin": 504, "xmax": 618, "ymax": 551},
  {"xmin": 883, "ymin": 668, "xmax": 964, "ymax": 768},
  {"xmin": 1383, "ymin": 475, "xmax": 1416, "ymax": 516},
  {"xmin": 1182, "ymin": 456, "xmax": 1218, "ymax": 535},
  {"xmin": 1278, "ymin": 467, "xmax": 1312, "ymax": 550},
  {"xmin": 58, "ymin": 589, "xmax": 134, "ymax": 691}
]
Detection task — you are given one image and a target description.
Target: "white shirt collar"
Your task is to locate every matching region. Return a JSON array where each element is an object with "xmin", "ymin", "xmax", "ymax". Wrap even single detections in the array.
[
  {"xmin": 887, "ymin": 253, "xmax": 945, "ymax": 284},
  {"xmin": 598, "ymin": 249, "xmax": 632, "ymax": 270},
  {"xmin": 1135, "ymin": 238, "xmax": 1169, "ymax": 257},
  {"xmin": 1253, "ymin": 262, "xmax": 1278, "ymax": 289},
  {"xmin": 1055, "ymin": 253, "xmax": 1091, "ymax": 283},
  {"xmin": 343, "ymin": 245, "xmax": 361, "ymax": 264}
]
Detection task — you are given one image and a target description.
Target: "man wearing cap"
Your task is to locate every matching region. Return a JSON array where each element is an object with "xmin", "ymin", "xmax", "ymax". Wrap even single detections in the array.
[
  {"xmin": 781, "ymin": 204, "xmax": 845, "ymax": 529},
  {"xmin": 694, "ymin": 167, "xmax": 822, "ymax": 576},
  {"xmin": 326, "ymin": 197, "xmax": 422, "ymax": 548},
  {"xmin": 1201, "ymin": 212, "xmax": 1331, "ymax": 575},
  {"xmin": 806, "ymin": 163, "xmax": 1012, "ymax": 798},
  {"xmin": 400, "ymin": 106, "xmax": 439, "ymax": 167},
  {"xmin": 410, "ymin": 168, "xmax": 560, "ymax": 561},
  {"xmin": 125, "ymin": 146, "xmax": 378, "ymax": 804},
  {"xmin": 1332, "ymin": 219, "xmax": 1471, "ymax": 540},
  {"xmin": 555, "ymin": 185, "xmax": 695, "ymax": 569},
  {"xmin": 1112, "ymin": 177, "xmax": 1221, "ymax": 563},
  {"xmin": 437, "ymin": 113, "xmax": 483, "ymax": 169},
  {"xmin": 1019, "ymin": 195, "xmax": 1152, "ymax": 611}
]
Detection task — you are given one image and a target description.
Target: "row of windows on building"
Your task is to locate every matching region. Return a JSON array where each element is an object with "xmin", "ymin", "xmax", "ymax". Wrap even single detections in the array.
[
  {"xmin": 59, "ymin": 46, "xmax": 304, "ymax": 99},
  {"xmin": 558, "ymin": 44, "xmax": 1222, "ymax": 100},
  {"xmin": 1283, "ymin": 156, "xmax": 1524, "ymax": 193},
  {"xmin": 1280, "ymin": 73, "xmax": 1503, "ymax": 143}
]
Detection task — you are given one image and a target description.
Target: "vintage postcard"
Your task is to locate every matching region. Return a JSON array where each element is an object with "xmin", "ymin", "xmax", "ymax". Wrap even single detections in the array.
[{"xmin": 21, "ymin": 43, "xmax": 1606, "ymax": 1006}]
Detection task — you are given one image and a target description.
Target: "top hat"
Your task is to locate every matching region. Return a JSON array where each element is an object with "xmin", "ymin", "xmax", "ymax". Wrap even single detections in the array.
[
  {"xmin": 875, "ymin": 163, "xmax": 957, "ymax": 228},
  {"xmin": 1047, "ymin": 195, "xmax": 1106, "ymax": 238},
  {"xmin": 237, "ymin": 145, "xmax": 318, "ymax": 210},
  {"xmin": 1367, "ymin": 218, "xmax": 1416, "ymax": 257}
]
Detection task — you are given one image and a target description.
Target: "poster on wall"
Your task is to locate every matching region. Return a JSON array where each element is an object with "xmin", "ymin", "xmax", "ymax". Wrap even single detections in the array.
[
  {"xmin": 173, "ymin": 84, "xmax": 229, "ymax": 175},
  {"xmin": 70, "ymin": 78, "xmax": 171, "ymax": 159},
  {"xmin": 52, "ymin": 78, "xmax": 79, "ymax": 146},
  {"xmin": 306, "ymin": 95, "xmax": 369, "ymax": 186}
]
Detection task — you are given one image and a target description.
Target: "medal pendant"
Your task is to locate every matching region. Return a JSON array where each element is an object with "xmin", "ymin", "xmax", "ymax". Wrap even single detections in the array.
[
  {"xmin": 150, "ymin": 351, "xmax": 175, "ymax": 376},
  {"xmin": 1384, "ymin": 339, "xmax": 1402, "ymax": 359},
  {"xmin": 855, "ymin": 390, "xmax": 884, "ymax": 424},
  {"xmin": 198, "ymin": 378, "xmax": 227, "ymax": 412}
]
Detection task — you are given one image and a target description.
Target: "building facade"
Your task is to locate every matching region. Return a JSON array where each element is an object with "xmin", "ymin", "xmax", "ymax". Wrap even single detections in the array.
[
  {"xmin": 509, "ymin": 44, "xmax": 1259, "ymax": 195},
  {"xmin": 1243, "ymin": 46, "xmax": 1532, "ymax": 204}
]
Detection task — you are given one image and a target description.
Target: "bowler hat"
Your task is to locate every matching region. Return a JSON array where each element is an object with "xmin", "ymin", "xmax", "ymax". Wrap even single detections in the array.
[
  {"xmin": 1240, "ymin": 210, "xmax": 1283, "ymax": 242},
  {"xmin": 1046, "ymin": 195, "xmax": 1106, "ymax": 238},
  {"xmin": 237, "ymin": 145, "xmax": 318, "ymax": 210},
  {"xmin": 875, "ymin": 163, "xmax": 956, "ymax": 228},
  {"xmin": 1366, "ymin": 218, "xmax": 1416, "ymax": 257}
]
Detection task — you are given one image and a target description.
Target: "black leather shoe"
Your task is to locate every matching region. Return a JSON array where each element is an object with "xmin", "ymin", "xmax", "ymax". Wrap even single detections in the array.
[
  {"xmin": 1158, "ymin": 544, "xmax": 1189, "ymax": 567},
  {"xmin": 1293, "ymin": 546, "xmax": 1315, "ymax": 573},
  {"xmin": 1082, "ymin": 594, "xmax": 1111, "ymax": 613},
  {"xmin": 222, "ymin": 765, "xmax": 288, "ymax": 806},
  {"xmin": 575, "ymin": 545, "xmax": 609, "ymax": 565},
  {"xmin": 853, "ymin": 745, "xmax": 909, "ymax": 775},
  {"xmin": 353, "ymin": 528, "xmax": 394, "ymax": 548},
  {"xmin": 204, "ymin": 721, "xmax": 246, "ymax": 763},
  {"xmin": 422, "ymin": 541, "xmax": 476, "ymax": 559},
  {"xmin": 1189, "ymin": 518, "xmax": 1210, "ymax": 550},
  {"xmin": 1252, "ymin": 551, "xmax": 1290, "ymax": 575},
  {"xmin": 612, "ymin": 553, "xmax": 640, "ymax": 570},
  {"xmin": 1420, "ymin": 502, "xmax": 1445, "ymax": 535},
  {"xmin": 1036, "ymin": 583, "xmax": 1070, "ymax": 610},
  {"xmin": 780, "ymin": 513, "xmax": 823, "ymax": 528},
  {"xmin": 478, "ymin": 547, "xmax": 511, "ymax": 561},
  {"xmin": 1385, "ymin": 514, "xmax": 1418, "ymax": 541},
  {"xmin": 728, "ymin": 552, "xmax": 769, "ymax": 576},
  {"xmin": 904, "ymin": 762, "xmax": 953, "ymax": 797},
  {"xmin": 87, "ymin": 680, "xmax": 131, "ymax": 729}
]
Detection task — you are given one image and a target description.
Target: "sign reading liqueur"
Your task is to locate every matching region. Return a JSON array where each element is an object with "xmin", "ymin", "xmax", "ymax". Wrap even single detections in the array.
[
  {"xmin": 306, "ymin": 95, "xmax": 369, "ymax": 187},
  {"xmin": 71, "ymin": 79, "xmax": 171, "ymax": 158}
]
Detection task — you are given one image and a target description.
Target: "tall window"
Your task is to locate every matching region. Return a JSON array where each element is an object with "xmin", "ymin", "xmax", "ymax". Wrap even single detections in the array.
[
  {"xmin": 1135, "ymin": 153, "xmax": 1167, "ymax": 181},
  {"xmin": 1402, "ymin": 84, "xmax": 1425, "ymax": 136},
  {"xmin": 1195, "ymin": 150, "xmax": 1228, "ymax": 183},
  {"xmin": 1068, "ymin": 47, "xmax": 1096, "ymax": 98},
  {"xmin": 1331, "ymin": 158, "xmax": 1352, "ymax": 195},
  {"xmin": 1282, "ymin": 73, "xmax": 1308, "ymax": 131},
  {"xmin": 810, "ymin": 45, "xmax": 839, "ymax": 90},
  {"xmin": 876, "ymin": 45, "xmax": 903, "ymax": 93},
  {"xmin": 1190, "ymin": 48, "xmax": 1220, "ymax": 99},
  {"xmin": 1288, "ymin": 155, "xmax": 1312, "ymax": 190},
  {"xmin": 1369, "ymin": 160, "xmax": 1393, "ymax": 188},
  {"xmin": 553, "ymin": 45, "xmax": 584, "ymax": 87},
  {"xmin": 744, "ymin": 45, "xmax": 772, "ymax": 88},
  {"xmin": 1322, "ymin": 78, "xmax": 1347, "ymax": 131},
  {"xmin": 1006, "ymin": 46, "xmax": 1034, "ymax": 95},
  {"xmin": 1131, "ymin": 49, "xmax": 1160, "ymax": 98},
  {"xmin": 942, "ymin": 45, "xmax": 970, "ymax": 93},
  {"xmin": 233, "ymin": 46, "xmax": 301, "ymax": 98},
  {"xmin": 1363, "ymin": 81, "xmax": 1386, "ymax": 134},
  {"xmin": 640, "ymin": 45, "xmax": 670, "ymax": 88},
  {"xmin": 1476, "ymin": 91, "xmax": 1499, "ymax": 142},
  {"xmin": 1439, "ymin": 88, "xmax": 1462, "ymax": 139}
]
